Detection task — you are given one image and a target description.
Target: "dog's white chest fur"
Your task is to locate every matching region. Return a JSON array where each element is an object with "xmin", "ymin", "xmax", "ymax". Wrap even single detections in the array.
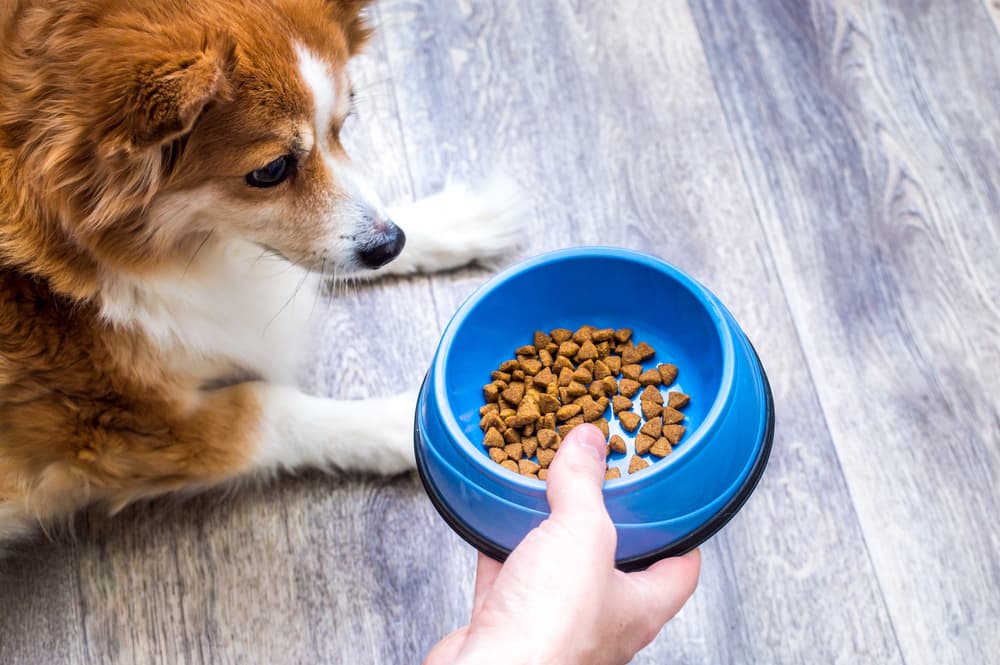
[{"xmin": 98, "ymin": 239, "xmax": 319, "ymax": 384}]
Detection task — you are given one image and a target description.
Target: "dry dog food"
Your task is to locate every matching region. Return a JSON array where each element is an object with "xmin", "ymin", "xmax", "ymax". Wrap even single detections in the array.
[{"xmin": 480, "ymin": 325, "xmax": 692, "ymax": 481}]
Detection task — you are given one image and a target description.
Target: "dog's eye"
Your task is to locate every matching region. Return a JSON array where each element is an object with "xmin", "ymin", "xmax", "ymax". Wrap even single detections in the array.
[{"xmin": 246, "ymin": 155, "xmax": 295, "ymax": 188}]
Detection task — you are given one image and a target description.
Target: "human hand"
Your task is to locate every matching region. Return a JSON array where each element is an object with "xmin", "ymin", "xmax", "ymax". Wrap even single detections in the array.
[{"xmin": 424, "ymin": 424, "xmax": 701, "ymax": 665}]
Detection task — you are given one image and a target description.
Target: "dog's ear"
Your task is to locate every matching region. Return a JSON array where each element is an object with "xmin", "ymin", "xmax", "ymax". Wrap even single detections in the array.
[
  {"xmin": 102, "ymin": 35, "xmax": 237, "ymax": 156},
  {"xmin": 328, "ymin": 0, "xmax": 375, "ymax": 53}
]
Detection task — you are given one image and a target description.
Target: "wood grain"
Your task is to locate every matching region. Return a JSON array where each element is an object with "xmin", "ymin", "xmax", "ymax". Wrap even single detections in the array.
[
  {"xmin": 375, "ymin": 1, "xmax": 901, "ymax": 663},
  {"xmin": 688, "ymin": 0, "xmax": 1000, "ymax": 663}
]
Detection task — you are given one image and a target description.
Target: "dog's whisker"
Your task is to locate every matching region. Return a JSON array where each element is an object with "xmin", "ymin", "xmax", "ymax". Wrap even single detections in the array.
[
  {"xmin": 157, "ymin": 202, "xmax": 191, "ymax": 228},
  {"xmin": 309, "ymin": 257, "xmax": 326, "ymax": 319},
  {"xmin": 182, "ymin": 228, "xmax": 215, "ymax": 278},
  {"xmin": 264, "ymin": 267, "xmax": 311, "ymax": 334}
]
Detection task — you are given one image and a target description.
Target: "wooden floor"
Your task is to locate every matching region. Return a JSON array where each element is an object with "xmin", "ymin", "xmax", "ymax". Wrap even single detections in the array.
[{"xmin": 2, "ymin": 1, "xmax": 998, "ymax": 663}]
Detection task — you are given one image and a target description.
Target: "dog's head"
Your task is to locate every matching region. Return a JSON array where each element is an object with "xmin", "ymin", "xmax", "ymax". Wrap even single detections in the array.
[{"xmin": 4, "ymin": 0, "xmax": 403, "ymax": 282}]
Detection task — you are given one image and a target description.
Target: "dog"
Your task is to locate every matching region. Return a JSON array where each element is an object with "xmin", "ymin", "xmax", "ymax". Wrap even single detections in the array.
[{"xmin": 0, "ymin": 0, "xmax": 520, "ymax": 548}]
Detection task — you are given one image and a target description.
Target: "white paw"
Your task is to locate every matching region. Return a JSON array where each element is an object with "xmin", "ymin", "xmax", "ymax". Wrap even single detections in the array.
[
  {"xmin": 253, "ymin": 386, "xmax": 418, "ymax": 477},
  {"xmin": 359, "ymin": 391, "xmax": 419, "ymax": 475},
  {"xmin": 385, "ymin": 174, "xmax": 528, "ymax": 275}
]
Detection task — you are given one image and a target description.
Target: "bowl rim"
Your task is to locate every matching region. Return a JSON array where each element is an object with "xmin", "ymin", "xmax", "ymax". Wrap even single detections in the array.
[{"xmin": 431, "ymin": 246, "xmax": 737, "ymax": 489}]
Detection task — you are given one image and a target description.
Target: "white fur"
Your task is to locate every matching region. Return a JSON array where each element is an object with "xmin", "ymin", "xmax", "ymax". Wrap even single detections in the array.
[
  {"xmin": 99, "ymin": 238, "xmax": 319, "ymax": 385},
  {"xmin": 296, "ymin": 44, "xmax": 388, "ymax": 229},
  {"xmin": 98, "ymin": 245, "xmax": 418, "ymax": 477},
  {"xmin": 252, "ymin": 385, "xmax": 417, "ymax": 475},
  {"xmin": 382, "ymin": 175, "xmax": 527, "ymax": 275},
  {"xmin": 296, "ymin": 44, "xmax": 338, "ymax": 146}
]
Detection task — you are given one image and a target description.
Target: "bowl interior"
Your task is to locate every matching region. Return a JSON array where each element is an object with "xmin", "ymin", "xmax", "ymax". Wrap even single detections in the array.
[{"xmin": 440, "ymin": 252, "xmax": 728, "ymax": 476}]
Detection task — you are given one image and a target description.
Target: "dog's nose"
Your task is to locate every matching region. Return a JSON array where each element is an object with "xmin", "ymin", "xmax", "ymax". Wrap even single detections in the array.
[{"xmin": 357, "ymin": 221, "xmax": 406, "ymax": 269}]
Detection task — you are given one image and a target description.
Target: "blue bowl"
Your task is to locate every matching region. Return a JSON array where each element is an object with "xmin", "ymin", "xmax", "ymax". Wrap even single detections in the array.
[{"xmin": 414, "ymin": 247, "xmax": 774, "ymax": 570}]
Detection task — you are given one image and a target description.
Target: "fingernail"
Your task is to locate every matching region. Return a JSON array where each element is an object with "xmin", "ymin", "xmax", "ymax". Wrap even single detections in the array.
[{"xmin": 566, "ymin": 424, "xmax": 606, "ymax": 462}]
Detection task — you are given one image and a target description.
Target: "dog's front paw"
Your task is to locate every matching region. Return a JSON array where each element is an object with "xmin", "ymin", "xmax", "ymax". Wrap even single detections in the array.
[
  {"xmin": 386, "ymin": 175, "xmax": 528, "ymax": 275},
  {"xmin": 359, "ymin": 390, "xmax": 419, "ymax": 475},
  {"xmin": 252, "ymin": 386, "xmax": 418, "ymax": 477}
]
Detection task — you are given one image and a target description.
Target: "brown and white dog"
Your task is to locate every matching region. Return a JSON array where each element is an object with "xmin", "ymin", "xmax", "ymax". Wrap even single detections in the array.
[{"xmin": 0, "ymin": 0, "xmax": 519, "ymax": 547}]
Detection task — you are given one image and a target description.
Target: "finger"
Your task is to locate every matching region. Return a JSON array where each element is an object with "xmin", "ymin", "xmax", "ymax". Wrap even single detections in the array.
[
  {"xmin": 472, "ymin": 552, "xmax": 503, "ymax": 615},
  {"xmin": 545, "ymin": 423, "xmax": 609, "ymax": 521},
  {"xmin": 422, "ymin": 626, "xmax": 469, "ymax": 665},
  {"xmin": 628, "ymin": 548, "xmax": 702, "ymax": 624}
]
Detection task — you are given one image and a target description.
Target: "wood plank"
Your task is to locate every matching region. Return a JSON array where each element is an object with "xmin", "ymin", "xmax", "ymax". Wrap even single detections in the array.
[
  {"xmin": 375, "ymin": 1, "xmax": 902, "ymax": 663},
  {"xmin": 688, "ymin": 1, "xmax": 1000, "ymax": 663},
  {"xmin": 0, "ymin": 543, "xmax": 87, "ymax": 665}
]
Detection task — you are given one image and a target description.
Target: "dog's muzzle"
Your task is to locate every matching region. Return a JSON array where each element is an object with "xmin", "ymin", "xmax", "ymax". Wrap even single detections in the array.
[{"xmin": 357, "ymin": 220, "xmax": 406, "ymax": 269}]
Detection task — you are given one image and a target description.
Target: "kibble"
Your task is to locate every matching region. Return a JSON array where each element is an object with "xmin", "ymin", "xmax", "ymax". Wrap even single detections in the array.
[
  {"xmin": 640, "ymin": 399, "xmax": 662, "ymax": 420},
  {"xmin": 504, "ymin": 443, "xmax": 523, "ymax": 461},
  {"xmin": 612, "ymin": 395, "xmax": 633, "ymax": 414},
  {"xmin": 551, "ymin": 328, "xmax": 572, "ymax": 343},
  {"xmin": 638, "ymin": 369, "xmax": 662, "ymax": 386},
  {"xmin": 553, "ymin": 355, "xmax": 573, "ymax": 372},
  {"xmin": 519, "ymin": 459, "xmax": 541, "ymax": 475},
  {"xmin": 628, "ymin": 455, "xmax": 649, "ymax": 474},
  {"xmin": 621, "ymin": 364, "xmax": 642, "ymax": 381},
  {"xmin": 650, "ymin": 438, "xmax": 672, "ymax": 458},
  {"xmin": 556, "ymin": 403, "xmax": 581, "ymax": 421},
  {"xmin": 501, "ymin": 383, "xmax": 524, "ymax": 405},
  {"xmin": 639, "ymin": 417, "xmax": 662, "ymax": 439},
  {"xmin": 640, "ymin": 385, "xmax": 663, "ymax": 404},
  {"xmin": 635, "ymin": 433, "xmax": 655, "ymax": 455},
  {"xmin": 484, "ymin": 428, "xmax": 504, "ymax": 447},
  {"xmin": 657, "ymin": 363, "xmax": 678, "ymax": 386},
  {"xmin": 663, "ymin": 424, "xmax": 685, "ymax": 444},
  {"xmin": 481, "ymin": 326, "xmax": 693, "ymax": 481},
  {"xmin": 618, "ymin": 379, "xmax": 641, "ymax": 398},
  {"xmin": 619, "ymin": 411, "xmax": 641, "ymax": 433},
  {"xmin": 621, "ymin": 345, "xmax": 642, "ymax": 365},
  {"xmin": 667, "ymin": 391, "xmax": 689, "ymax": 409},
  {"xmin": 537, "ymin": 429, "xmax": 559, "ymax": 449},
  {"xmin": 520, "ymin": 358, "xmax": 542, "ymax": 375},
  {"xmin": 661, "ymin": 406, "xmax": 684, "ymax": 425},
  {"xmin": 557, "ymin": 341, "xmax": 580, "ymax": 357},
  {"xmin": 576, "ymin": 340, "xmax": 599, "ymax": 361}
]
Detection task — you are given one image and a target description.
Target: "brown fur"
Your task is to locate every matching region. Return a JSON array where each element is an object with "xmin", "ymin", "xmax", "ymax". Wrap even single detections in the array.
[{"xmin": 0, "ymin": 1, "xmax": 372, "ymax": 534}]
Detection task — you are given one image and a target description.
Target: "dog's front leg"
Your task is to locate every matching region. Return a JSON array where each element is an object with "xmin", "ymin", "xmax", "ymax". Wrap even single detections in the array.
[
  {"xmin": 380, "ymin": 176, "xmax": 526, "ymax": 276},
  {"xmin": 250, "ymin": 384, "xmax": 417, "ymax": 476},
  {"xmin": 30, "ymin": 384, "xmax": 416, "ymax": 519}
]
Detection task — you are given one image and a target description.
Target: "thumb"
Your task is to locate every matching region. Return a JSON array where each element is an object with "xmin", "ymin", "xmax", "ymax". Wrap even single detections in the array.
[{"xmin": 545, "ymin": 423, "xmax": 609, "ymax": 521}]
